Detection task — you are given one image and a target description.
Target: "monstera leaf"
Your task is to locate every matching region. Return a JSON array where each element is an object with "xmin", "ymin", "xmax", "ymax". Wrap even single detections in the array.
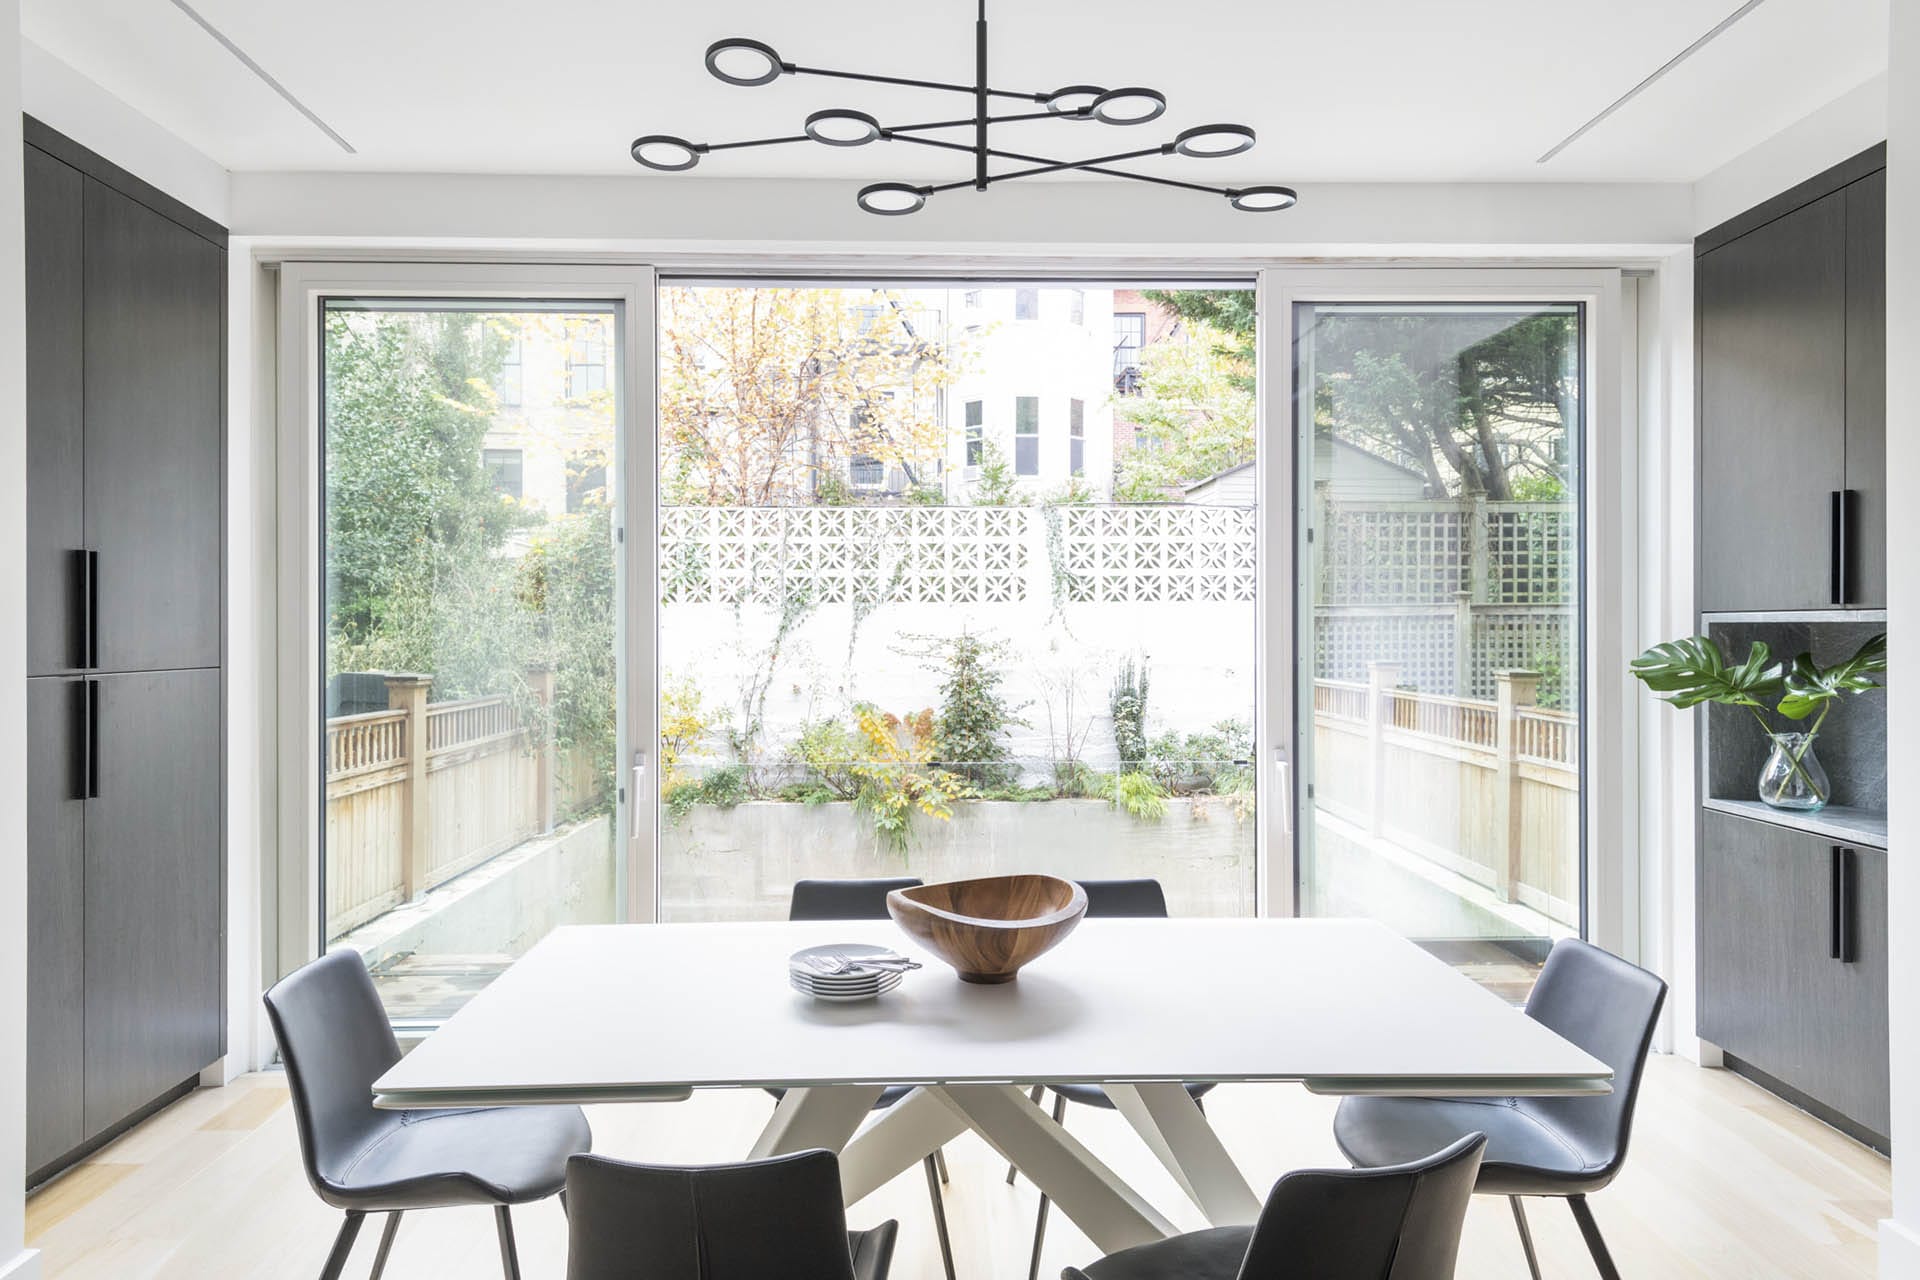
[
  {"xmin": 1628, "ymin": 636, "xmax": 1784, "ymax": 709},
  {"xmin": 1777, "ymin": 632, "xmax": 1888, "ymax": 720}
]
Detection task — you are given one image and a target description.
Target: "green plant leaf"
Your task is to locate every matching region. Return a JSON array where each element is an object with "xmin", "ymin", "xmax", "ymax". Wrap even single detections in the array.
[
  {"xmin": 1628, "ymin": 636, "xmax": 1783, "ymax": 709},
  {"xmin": 1777, "ymin": 632, "xmax": 1888, "ymax": 720}
]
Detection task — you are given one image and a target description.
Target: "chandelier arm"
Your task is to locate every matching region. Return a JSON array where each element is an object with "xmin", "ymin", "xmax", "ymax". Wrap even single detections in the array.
[
  {"xmin": 891, "ymin": 133, "xmax": 1177, "ymax": 180},
  {"xmin": 784, "ymin": 63, "xmax": 1046, "ymax": 102},
  {"xmin": 701, "ymin": 134, "xmax": 813, "ymax": 153}
]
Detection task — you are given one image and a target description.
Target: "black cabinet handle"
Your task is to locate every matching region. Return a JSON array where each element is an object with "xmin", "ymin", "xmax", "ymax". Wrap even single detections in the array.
[
  {"xmin": 69, "ymin": 680, "xmax": 89, "ymax": 801},
  {"xmin": 86, "ymin": 548, "xmax": 99, "ymax": 668},
  {"xmin": 1830, "ymin": 490, "xmax": 1856, "ymax": 606},
  {"xmin": 1831, "ymin": 846, "xmax": 1856, "ymax": 963},
  {"xmin": 85, "ymin": 679, "xmax": 100, "ymax": 800},
  {"xmin": 70, "ymin": 549, "xmax": 90, "ymax": 669}
]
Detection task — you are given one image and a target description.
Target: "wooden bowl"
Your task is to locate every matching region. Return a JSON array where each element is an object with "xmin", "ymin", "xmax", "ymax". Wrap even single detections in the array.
[{"xmin": 886, "ymin": 874, "xmax": 1089, "ymax": 984}]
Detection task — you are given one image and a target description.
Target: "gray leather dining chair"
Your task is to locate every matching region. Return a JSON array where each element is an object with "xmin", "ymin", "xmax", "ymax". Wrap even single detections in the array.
[
  {"xmin": 779, "ymin": 878, "xmax": 956, "ymax": 1280},
  {"xmin": 1332, "ymin": 938, "xmax": 1667, "ymax": 1280},
  {"xmin": 564, "ymin": 1149, "xmax": 897, "ymax": 1280},
  {"xmin": 263, "ymin": 949, "xmax": 592, "ymax": 1280},
  {"xmin": 1063, "ymin": 1133, "xmax": 1487, "ymax": 1280},
  {"xmin": 1013, "ymin": 878, "xmax": 1213, "ymax": 1280}
]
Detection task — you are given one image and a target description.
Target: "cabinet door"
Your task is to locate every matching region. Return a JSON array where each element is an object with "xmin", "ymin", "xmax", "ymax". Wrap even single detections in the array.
[
  {"xmin": 25, "ymin": 148, "xmax": 85, "ymax": 676},
  {"xmin": 1699, "ymin": 812, "xmax": 1824, "ymax": 1075},
  {"xmin": 84, "ymin": 669, "xmax": 222, "ymax": 1133},
  {"xmin": 82, "ymin": 182, "xmax": 223, "ymax": 673},
  {"xmin": 1697, "ymin": 193, "xmax": 1847, "ymax": 612},
  {"xmin": 1844, "ymin": 170, "xmax": 1886, "ymax": 607},
  {"xmin": 1806, "ymin": 847, "xmax": 1889, "ymax": 1136},
  {"xmin": 27, "ymin": 677, "xmax": 87, "ymax": 1174}
]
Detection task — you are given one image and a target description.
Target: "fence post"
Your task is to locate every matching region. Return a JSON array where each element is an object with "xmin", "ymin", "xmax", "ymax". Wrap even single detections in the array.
[
  {"xmin": 528, "ymin": 665, "xmax": 557, "ymax": 835},
  {"xmin": 1366, "ymin": 661, "xmax": 1401, "ymax": 839},
  {"xmin": 1452, "ymin": 591, "xmax": 1473, "ymax": 696},
  {"xmin": 385, "ymin": 673, "xmax": 434, "ymax": 901},
  {"xmin": 1493, "ymin": 669, "xmax": 1541, "ymax": 904}
]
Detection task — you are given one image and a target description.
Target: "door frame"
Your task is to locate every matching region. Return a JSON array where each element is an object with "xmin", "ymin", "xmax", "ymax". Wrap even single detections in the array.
[
  {"xmin": 270, "ymin": 261, "xmax": 658, "ymax": 993},
  {"xmin": 1257, "ymin": 267, "xmax": 1634, "ymax": 952}
]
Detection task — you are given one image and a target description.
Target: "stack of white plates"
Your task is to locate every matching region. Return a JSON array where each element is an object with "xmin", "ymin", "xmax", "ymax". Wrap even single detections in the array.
[{"xmin": 788, "ymin": 943, "xmax": 910, "ymax": 1003}]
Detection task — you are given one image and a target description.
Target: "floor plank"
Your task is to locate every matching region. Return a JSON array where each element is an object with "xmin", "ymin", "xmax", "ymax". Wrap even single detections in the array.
[{"xmin": 26, "ymin": 1056, "xmax": 1887, "ymax": 1279}]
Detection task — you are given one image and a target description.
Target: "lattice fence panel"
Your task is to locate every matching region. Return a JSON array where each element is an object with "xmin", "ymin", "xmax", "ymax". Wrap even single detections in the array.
[
  {"xmin": 1484, "ymin": 504, "xmax": 1576, "ymax": 605},
  {"xmin": 1469, "ymin": 608, "xmax": 1578, "ymax": 704},
  {"xmin": 1319, "ymin": 504, "xmax": 1468, "ymax": 605},
  {"xmin": 1314, "ymin": 610, "xmax": 1458, "ymax": 695}
]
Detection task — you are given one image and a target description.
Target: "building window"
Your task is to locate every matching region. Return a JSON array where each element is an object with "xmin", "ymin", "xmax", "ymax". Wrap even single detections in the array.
[
  {"xmin": 495, "ymin": 337, "xmax": 523, "ymax": 408},
  {"xmin": 964, "ymin": 289, "xmax": 982, "ymax": 309},
  {"xmin": 1114, "ymin": 312, "xmax": 1145, "ymax": 394},
  {"xmin": 1014, "ymin": 396, "xmax": 1039, "ymax": 475},
  {"xmin": 1069, "ymin": 289, "xmax": 1085, "ymax": 326},
  {"xmin": 567, "ymin": 330, "xmax": 608, "ymax": 398},
  {"xmin": 566, "ymin": 454, "xmax": 607, "ymax": 512},
  {"xmin": 1069, "ymin": 398, "xmax": 1085, "ymax": 476},
  {"xmin": 483, "ymin": 448, "xmax": 524, "ymax": 499},
  {"xmin": 965, "ymin": 399, "xmax": 984, "ymax": 466},
  {"xmin": 850, "ymin": 455, "xmax": 885, "ymax": 487},
  {"xmin": 1015, "ymin": 287, "xmax": 1039, "ymax": 321}
]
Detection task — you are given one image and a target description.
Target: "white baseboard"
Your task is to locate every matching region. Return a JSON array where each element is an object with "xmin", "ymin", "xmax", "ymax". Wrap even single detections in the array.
[
  {"xmin": 1881, "ymin": 1218, "xmax": 1920, "ymax": 1277},
  {"xmin": 0, "ymin": 1247, "xmax": 42, "ymax": 1280}
]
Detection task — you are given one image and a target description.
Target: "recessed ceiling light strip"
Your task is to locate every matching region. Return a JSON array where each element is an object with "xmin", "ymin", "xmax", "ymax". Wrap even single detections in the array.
[
  {"xmin": 167, "ymin": 0, "xmax": 356, "ymax": 154},
  {"xmin": 1536, "ymin": 0, "xmax": 1772, "ymax": 164}
]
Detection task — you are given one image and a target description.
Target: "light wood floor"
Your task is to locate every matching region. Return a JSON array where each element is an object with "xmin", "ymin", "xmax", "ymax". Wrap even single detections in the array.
[{"xmin": 27, "ymin": 1055, "xmax": 1886, "ymax": 1279}]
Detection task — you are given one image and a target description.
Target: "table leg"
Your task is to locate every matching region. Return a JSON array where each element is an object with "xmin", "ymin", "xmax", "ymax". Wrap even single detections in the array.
[
  {"xmin": 837, "ymin": 1087, "xmax": 971, "ymax": 1206},
  {"xmin": 749, "ymin": 1084, "xmax": 886, "ymax": 1160},
  {"xmin": 932, "ymin": 1084, "xmax": 1178, "ymax": 1255},
  {"xmin": 1104, "ymin": 1083, "xmax": 1262, "ymax": 1227}
]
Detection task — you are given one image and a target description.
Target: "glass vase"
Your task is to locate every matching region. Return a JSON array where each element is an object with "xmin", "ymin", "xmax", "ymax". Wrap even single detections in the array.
[{"xmin": 1758, "ymin": 732, "xmax": 1830, "ymax": 811}]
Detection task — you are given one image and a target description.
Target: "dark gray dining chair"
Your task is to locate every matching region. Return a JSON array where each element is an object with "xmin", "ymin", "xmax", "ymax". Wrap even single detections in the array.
[
  {"xmin": 1013, "ymin": 878, "xmax": 1213, "ymax": 1280},
  {"xmin": 1333, "ymin": 938, "xmax": 1668, "ymax": 1280},
  {"xmin": 263, "ymin": 949, "xmax": 592, "ymax": 1280},
  {"xmin": 778, "ymin": 878, "xmax": 955, "ymax": 1280},
  {"xmin": 565, "ymin": 1149, "xmax": 897, "ymax": 1280},
  {"xmin": 1063, "ymin": 1133, "xmax": 1487, "ymax": 1280}
]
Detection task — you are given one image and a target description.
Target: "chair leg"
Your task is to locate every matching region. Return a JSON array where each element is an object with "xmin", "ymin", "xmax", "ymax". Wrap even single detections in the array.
[
  {"xmin": 1008, "ymin": 1086, "xmax": 1046, "ymax": 1185},
  {"xmin": 318, "ymin": 1212, "xmax": 365, "ymax": 1280},
  {"xmin": 934, "ymin": 1145, "xmax": 950, "ymax": 1185},
  {"xmin": 1508, "ymin": 1198, "xmax": 1543, "ymax": 1280},
  {"xmin": 923, "ymin": 1153, "xmax": 958, "ymax": 1280},
  {"xmin": 1025, "ymin": 1092, "xmax": 1069, "ymax": 1280},
  {"xmin": 1568, "ymin": 1195, "xmax": 1622, "ymax": 1280},
  {"xmin": 367, "ymin": 1211, "xmax": 404, "ymax": 1280},
  {"xmin": 495, "ymin": 1205, "xmax": 523, "ymax": 1280}
]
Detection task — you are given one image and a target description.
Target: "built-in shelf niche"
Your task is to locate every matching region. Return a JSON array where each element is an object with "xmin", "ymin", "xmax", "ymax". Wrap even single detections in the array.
[{"xmin": 1700, "ymin": 612, "xmax": 1888, "ymax": 849}]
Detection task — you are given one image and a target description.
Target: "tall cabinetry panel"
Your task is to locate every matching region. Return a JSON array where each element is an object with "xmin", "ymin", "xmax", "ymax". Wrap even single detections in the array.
[
  {"xmin": 1844, "ymin": 170, "xmax": 1886, "ymax": 607},
  {"xmin": 23, "ymin": 118, "xmax": 226, "ymax": 1182}
]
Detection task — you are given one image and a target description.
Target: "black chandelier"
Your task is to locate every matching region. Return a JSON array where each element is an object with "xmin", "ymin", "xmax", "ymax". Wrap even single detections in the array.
[{"xmin": 630, "ymin": 0, "xmax": 1298, "ymax": 216}]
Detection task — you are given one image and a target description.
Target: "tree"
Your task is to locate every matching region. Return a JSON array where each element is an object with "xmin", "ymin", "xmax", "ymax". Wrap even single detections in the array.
[
  {"xmin": 658, "ymin": 287, "xmax": 958, "ymax": 506},
  {"xmin": 1111, "ymin": 320, "xmax": 1256, "ymax": 501},
  {"xmin": 1146, "ymin": 290, "xmax": 1578, "ymax": 499}
]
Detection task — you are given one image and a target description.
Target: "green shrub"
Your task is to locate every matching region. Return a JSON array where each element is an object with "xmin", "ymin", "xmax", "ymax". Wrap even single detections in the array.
[
  {"xmin": 1099, "ymin": 770, "xmax": 1167, "ymax": 821},
  {"xmin": 789, "ymin": 718, "xmax": 861, "ymax": 800},
  {"xmin": 923, "ymin": 632, "xmax": 1027, "ymax": 791},
  {"xmin": 1110, "ymin": 657, "xmax": 1151, "ymax": 771}
]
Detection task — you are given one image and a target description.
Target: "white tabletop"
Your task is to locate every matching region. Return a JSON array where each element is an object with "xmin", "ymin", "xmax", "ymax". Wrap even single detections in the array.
[{"xmin": 373, "ymin": 918, "xmax": 1610, "ymax": 1107}]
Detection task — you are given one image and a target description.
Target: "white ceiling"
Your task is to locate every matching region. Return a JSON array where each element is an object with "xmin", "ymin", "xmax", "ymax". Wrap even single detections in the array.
[{"xmin": 22, "ymin": 0, "xmax": 1888, "ymax": 184}]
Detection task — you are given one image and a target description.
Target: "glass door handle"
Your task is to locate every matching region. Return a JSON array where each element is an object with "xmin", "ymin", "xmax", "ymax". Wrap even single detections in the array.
[
  {"xmin": 1273, "ymin": 749, "xmax": 1293, "ymax": 837},
  {"xmin": 630, "ymin": 752, "xmax": 648, "ymax": 840}
]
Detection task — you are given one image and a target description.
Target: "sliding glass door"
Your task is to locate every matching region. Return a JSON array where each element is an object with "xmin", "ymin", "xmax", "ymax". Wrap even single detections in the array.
[
  {"xmin": 1279, "ymin": 273, "xmax": 1615, "ymax": 996},
  {"xmin": 304, "ymin": 278, "xmax": 645, "ymax": 1023}
]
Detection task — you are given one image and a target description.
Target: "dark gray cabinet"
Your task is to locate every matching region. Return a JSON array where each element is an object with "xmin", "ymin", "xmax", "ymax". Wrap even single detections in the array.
[
  {"xmin": 1697, "ymin": 194, "xmax": 1846, "ymax": 613},
  {"xmin": 24, "ymin": 119, "xmax": 225, "ymax": 1182},
  {"xmin": 1696, "ymin": 150, "xmax": 1885, "ymax": 613},
  {"xmin": 1699, "ymin": 811, "xmax": 1888, "ymax": 1141}
]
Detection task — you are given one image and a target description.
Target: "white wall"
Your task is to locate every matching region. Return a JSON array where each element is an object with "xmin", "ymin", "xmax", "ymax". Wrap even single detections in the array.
[
  {"xmin": 1693, "ymin": 74, "xmax": 1887, "ymax": 234},
  {"xmin": 20, "ymin": 39, "xmax": 229, "ymax": 225},
  {"xmin": 2, "ymin": 8, "xmax": 41, "ymax": 1277},
  {"xmin": 1880, "ymin": 4, "xmax": 1919, "ymax": 1273}
]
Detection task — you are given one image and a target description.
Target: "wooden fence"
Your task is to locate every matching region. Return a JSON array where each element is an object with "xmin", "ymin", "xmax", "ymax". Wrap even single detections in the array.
[
  {"xmin": 324, "ymin": 671, "xmax": 605, "ymax": 940},
  {"xmin": 1312, "ymin": 663, "xmax": 1579, "ymax": 927}
]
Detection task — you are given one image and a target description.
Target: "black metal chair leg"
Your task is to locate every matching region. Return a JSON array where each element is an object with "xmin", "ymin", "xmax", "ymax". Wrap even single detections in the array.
[
  {"xmin": 923, "ymin": 1154, "xmax": 958, "ymax": 1280},
  {"xmin": 1509, "ymin": 1197, "xmax": 1543, "ymax": 1280},
  {"xmin": 495, "ymin": 1205, "xmax": 523, "ymax": 1280},
  {"xmin": 1025, "ymin": 1092, "xmax": 1069, "ymax": 1280},
  {"xmin": 1568, "ymin": 1195, "xmax": 1622, "ymax": 1280},
  {"xmin": 367, "ymin": 1211, "xmax": 403, "ymax": 1280},
  {"xmin": 318, "ymin": 1212, "xmax": 365, "ymax": 1280},
  {"xmin": 934, "ymin": 1145, "xmax": 950, "ymax": 1185},
  {"xmin": 1008, "ymin": 1086, "xmax": 1046, "ymax": 1185}
]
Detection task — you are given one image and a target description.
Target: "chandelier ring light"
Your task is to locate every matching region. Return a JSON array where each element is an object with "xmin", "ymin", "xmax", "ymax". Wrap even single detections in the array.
[{"xmin": 630, "ymin": 0, "xmax": 1297, "ymax": 216}]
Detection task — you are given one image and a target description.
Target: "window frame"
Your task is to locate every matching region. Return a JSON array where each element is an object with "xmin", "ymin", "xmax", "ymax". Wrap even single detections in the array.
[{"xmin": 1014, "ymin": 394, "xmax": 1040, "ymax": 476}]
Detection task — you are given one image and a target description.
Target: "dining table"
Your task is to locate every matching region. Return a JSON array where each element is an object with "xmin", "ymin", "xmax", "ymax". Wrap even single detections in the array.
[{"xmin": 373, "ymin": 916, "xmax": 1610, "ymax": 1255}]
